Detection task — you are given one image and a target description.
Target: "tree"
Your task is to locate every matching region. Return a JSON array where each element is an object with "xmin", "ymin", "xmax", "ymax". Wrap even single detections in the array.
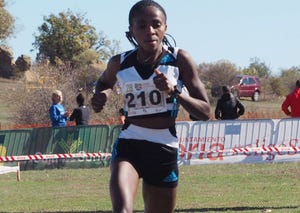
[
  {"xmin": 0, "ymin": 0, "xmax": 15, "ymax": 44},
  {"xmin": 279, "ymin": 66, "xmax": 300, "ymax": 95},
  {"xmin": 246, "ymin": 57, "xmax": 271, "ymax": 78},
  {"xmin": 96, "ymin": 31, "xmax": 121, "ymax": 62},
  {"xmin": 72, "ymin": 49, "xmax": 101, "ymax": 68},
  {"xmin": 199, "ymin": 60, "xmax": 238, "ymax": 88},
  {"xmin": 198, "ymin": 60, "xmax": 238, "ymax": 100},
  {"xmin": 269, "ymin": 77, "xmax": 284, "ymax": 96},
  {"xmin": 33, "ymin": 10, "xmax": 98, "ymax": 66}
]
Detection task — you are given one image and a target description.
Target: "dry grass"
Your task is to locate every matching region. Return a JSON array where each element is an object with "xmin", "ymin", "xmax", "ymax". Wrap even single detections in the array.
[
  {"xmin": 0, "ymin": 78, "xmax": 25, "ymax": 125},
  {"xmin": 240, "ymin": 97, "xmax": 287, "ymax": 119}
]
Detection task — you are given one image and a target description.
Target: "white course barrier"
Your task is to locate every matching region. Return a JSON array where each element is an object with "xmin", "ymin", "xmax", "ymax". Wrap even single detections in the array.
[
  {"xmin": 274, "ymin": 118, "xmax": 300, "ymax": 147},
  {"xmin": 1, "ymin": 119, "xmax": 300, "ymax": 168},
  {"xmin": 176, "ymin": 119, "xmax": 300, "ymax": 165}
]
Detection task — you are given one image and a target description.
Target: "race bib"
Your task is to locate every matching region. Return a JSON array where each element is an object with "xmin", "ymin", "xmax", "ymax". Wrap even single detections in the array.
[{"xmin": 124, "ymin": 81, "xmax": 168, "ymax": 116}]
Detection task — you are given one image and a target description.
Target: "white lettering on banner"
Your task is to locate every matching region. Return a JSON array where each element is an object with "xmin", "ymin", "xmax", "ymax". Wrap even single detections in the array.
[
  {"xmin": 175, "ymin": 119, "xmax": 300, "ymax": 165},
  {"xmin": 178, "ymin": 137, "xmax": 225, "ymax": 143}
]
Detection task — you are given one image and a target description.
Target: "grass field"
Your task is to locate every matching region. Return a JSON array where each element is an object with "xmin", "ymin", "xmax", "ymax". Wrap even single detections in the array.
[{"xmin": 1, "ymin": 162, "xmax": 300, "ymax": 213}]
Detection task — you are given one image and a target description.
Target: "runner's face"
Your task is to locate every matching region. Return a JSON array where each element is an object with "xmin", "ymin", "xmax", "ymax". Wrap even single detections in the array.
[{"xmin": 130, "ymin": 6, "xmax": 167, "ymax": 52}]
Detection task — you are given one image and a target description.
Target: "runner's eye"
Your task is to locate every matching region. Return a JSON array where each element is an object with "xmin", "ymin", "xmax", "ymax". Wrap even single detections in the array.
[{"xmin": 152, "ymin": 21, "xmax": 162, "ymax": 29}]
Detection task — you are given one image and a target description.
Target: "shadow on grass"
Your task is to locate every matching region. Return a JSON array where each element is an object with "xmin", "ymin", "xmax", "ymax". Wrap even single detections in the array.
[{"xmin": 2, "ymin": 206, "xmax": 299, "ymax": 213}]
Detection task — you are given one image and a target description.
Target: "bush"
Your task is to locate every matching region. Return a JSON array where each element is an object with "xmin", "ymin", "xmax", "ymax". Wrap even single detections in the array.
[{"xmin": 13, "ymin": 63, "xmax": 111, "ymax": 125}]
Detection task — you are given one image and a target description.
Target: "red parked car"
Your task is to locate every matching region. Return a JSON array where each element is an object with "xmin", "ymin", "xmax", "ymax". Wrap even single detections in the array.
[{"xmin": 230, "ymin": 75, "xmax": 262, "ymax": 101}]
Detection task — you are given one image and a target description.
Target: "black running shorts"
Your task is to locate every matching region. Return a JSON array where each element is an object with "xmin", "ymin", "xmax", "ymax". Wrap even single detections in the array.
[{"xmin": 111, "ymin": 138, "xmax": 179, "ymax": 188}]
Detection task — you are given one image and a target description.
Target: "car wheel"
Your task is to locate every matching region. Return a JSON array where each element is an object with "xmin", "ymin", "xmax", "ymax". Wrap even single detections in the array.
[{"xmin": 252, "ymin": 91, "xmax": 259, "ymax": 101}]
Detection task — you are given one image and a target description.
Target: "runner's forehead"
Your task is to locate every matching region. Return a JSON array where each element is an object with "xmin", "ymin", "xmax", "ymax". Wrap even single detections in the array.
[{"xmin": 131, "ymin": 6, "xmax": 166, "ymax": 24}]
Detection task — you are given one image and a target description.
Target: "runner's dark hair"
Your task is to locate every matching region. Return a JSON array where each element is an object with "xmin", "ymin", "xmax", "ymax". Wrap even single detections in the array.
[{"xmin": 76, "ymin": 93, "xmax": 85, "ymax": 106}]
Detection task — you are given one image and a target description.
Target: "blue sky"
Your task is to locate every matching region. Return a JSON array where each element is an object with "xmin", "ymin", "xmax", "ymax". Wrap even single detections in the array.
[{"xmin": 5, "ymin": 0, "xmax": 300, "ymax": 75}]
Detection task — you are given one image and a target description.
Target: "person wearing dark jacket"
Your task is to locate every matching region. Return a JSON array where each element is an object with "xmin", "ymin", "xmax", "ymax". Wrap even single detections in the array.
[
  {"xmin": 70, "ymin": 93, "xmax": 90, "ymax": 125},
  {"xmin": 215, "ymin": 86, "xmax": 245, "ymax": 120}
]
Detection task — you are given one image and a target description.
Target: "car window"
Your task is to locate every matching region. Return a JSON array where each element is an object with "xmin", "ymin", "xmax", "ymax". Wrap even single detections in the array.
[
  {"xmin": 242, "ymin": 78, "xmax": 248, "ymax": 85},
  {"xmin": 248, "ymin": 78, "xmax": 255, "ymax": 84}
]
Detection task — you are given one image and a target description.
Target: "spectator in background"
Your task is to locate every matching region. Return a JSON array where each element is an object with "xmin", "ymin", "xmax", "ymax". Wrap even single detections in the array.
[
  {"xmin": 49, "ymin": 90, "xmax": 70, "ymax": 127},
  {"xmin": 282, "ymin": 80, "xmax": 300, "ymax": 117},
  {"xmin": 70, "ymin": 93, "xmax": 90, "ymax": 125},
  {"xmin": 215, "ymin": 85, "xmax": 245, "ymax": 120}
]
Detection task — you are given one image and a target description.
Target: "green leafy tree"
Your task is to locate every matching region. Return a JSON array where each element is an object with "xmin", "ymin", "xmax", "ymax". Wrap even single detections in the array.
[
  {"xmin": 96, "ymin": 31, "xmax": 121, "ymax": 62},
  {"xmin": 0, "ymin": 0, "xmax": 15, "ymax": 44},
  {"xmin": 72, "ymin": 49, "xmax": 101, "ymax": 67},
  {"xmin": 33, "ymin": 10, "xmax": 98, "ymax": 66}
]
